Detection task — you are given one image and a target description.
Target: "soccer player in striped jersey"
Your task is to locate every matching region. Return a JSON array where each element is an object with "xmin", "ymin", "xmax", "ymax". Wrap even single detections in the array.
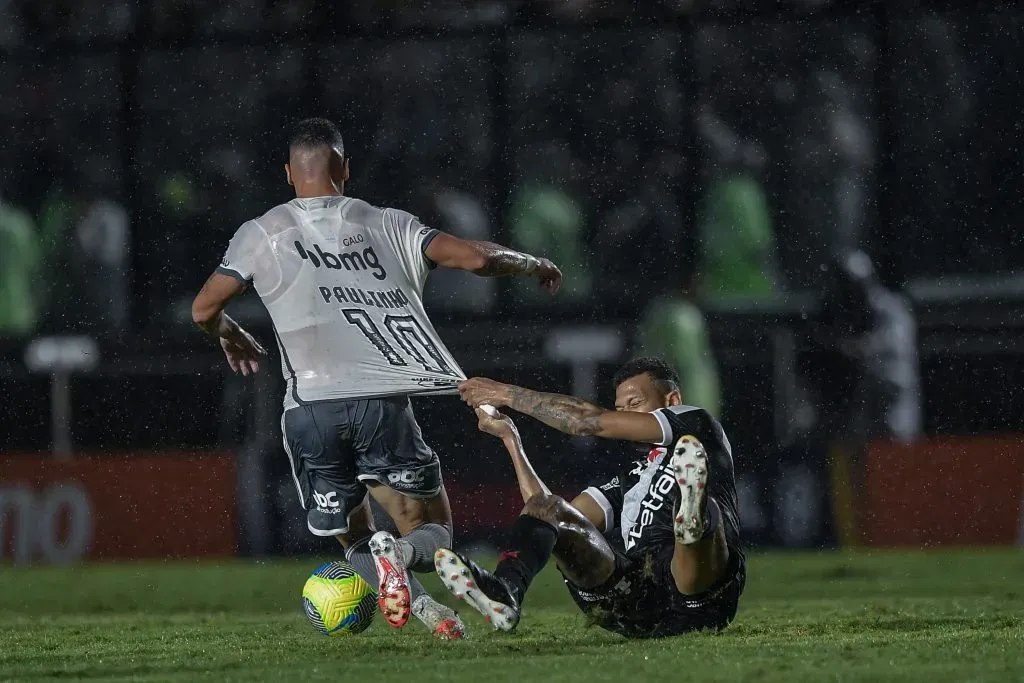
[{"xmin": 446, "ymin": 358, "xmax": 745, "ymax": 637}]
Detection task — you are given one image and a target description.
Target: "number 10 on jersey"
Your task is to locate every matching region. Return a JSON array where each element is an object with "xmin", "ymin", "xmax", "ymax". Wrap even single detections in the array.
[{"xmin": 343, "ymin": 309, "xmax": 456, "ymax": 376}]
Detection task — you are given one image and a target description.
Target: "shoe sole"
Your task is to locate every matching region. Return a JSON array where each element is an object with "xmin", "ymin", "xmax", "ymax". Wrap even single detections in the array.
[
  {"xmin": 668, "ymin": 435, "xmax": 709, "ymax": 544},
  {"xmin": 434, "ymin": 549, "xmax": 518, "ymax": 632},
  {"xmin": 369, "ymin": 531, "xmax": 411, "ymax": 629}
]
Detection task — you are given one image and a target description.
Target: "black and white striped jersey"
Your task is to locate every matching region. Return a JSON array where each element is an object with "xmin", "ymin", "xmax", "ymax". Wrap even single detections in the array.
[{"xmin": 582, "ymin": 406, "xmax": 742, "ymax": 559}]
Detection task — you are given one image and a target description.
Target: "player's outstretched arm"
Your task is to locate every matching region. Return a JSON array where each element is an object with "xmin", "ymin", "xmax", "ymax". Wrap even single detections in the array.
[
  {"xmin": 424, "ymin": 233, "xmax": 561, "ymax": 294},
  {"xmin": 475, "ymin": 407, "xmax": 609, "ymax": 530},
  {"xmin": 459, "ymin": 378, "xmax": 664, "ymax": 444},
  {"xmin": 473, "ymin": 407, "xmax": 551, "ymax": 504},
  {"xmin": 192, "ymin": 272, "xmax": 266, "ymax": 376}
]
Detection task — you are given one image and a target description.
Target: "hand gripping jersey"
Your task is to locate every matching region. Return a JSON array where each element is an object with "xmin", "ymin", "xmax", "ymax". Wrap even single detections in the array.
[
  {"xmin": 583, "ymin": 406, "xmax": 743, "ymax": 560},
  {"xmin": 217, "ymin": 196, "xmax": 465, "ymax": 407}
]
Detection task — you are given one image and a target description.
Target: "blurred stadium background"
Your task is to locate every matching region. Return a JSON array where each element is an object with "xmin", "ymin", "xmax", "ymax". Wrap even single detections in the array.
[{"xmin": 2, "ymin": 0, "xmax": 1023, "ymax": 569}]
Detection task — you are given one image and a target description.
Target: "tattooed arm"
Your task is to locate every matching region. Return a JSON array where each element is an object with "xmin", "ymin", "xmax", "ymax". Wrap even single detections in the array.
[
  {"xmin": 506, "ymin": 387, "xmax": 606, "ymax": 436},
  {"xmin": 459, "ymin": 378, "xmax": 665, "ymax": 444},
  {"xmin": 424, "ymin": 233, "xmax": 562, "ymax": 293}
]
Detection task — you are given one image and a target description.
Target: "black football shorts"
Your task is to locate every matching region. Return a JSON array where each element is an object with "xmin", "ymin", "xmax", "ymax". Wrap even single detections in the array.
[
  {"xmin": 564, "ymin": 544, "xmax": 746, "ymax": 639},
  {"xmin": 281, "ymin": 396, "xmax": 442, "ymax": 537}
]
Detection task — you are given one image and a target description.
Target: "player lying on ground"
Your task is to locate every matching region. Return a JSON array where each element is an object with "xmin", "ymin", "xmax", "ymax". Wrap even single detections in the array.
[
  {"xmin": 191, "ymin": 117, "xmax": 561, "ymax": 640},
  {"xmin": 438, "ymin": 358, "xmax": 745, "ymax": 638}
]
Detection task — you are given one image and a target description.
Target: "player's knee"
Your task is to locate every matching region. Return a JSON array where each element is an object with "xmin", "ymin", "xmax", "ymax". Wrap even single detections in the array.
[{"xmin": 521, "ymin": 491, "xmax": 567, "ymax": 525}]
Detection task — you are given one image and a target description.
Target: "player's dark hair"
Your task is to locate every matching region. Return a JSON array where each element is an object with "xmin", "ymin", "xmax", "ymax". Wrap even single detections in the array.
[
  {"xmin": 613, "ymin": 357, "xmax": 680, "ymax": 395},
  {"xmin": 289, "ymin": 117, "xmax": 345, "ymax": 156}
]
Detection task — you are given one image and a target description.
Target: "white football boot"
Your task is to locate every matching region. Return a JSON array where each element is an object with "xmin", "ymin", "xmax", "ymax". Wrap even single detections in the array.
[
  {"xmin": 434, "ymin": 548, "xmax": 520, "ymax": 632},
  {"xmin": 411, "ymin": 595, "xmax": 468, "ymax": 641},
  {"xmin": 369, "ymin": 530, "xmax": 412, "ymax": 628},
  {"xmin": 668, "ymin": 435, "xmax": 710, "ymax": 544}
]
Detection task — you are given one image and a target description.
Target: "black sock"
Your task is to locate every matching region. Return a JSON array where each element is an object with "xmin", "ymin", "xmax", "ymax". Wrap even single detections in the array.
[
  {"xmin": 493, "ymin": 515, "xmax": 558, "ymax": 605},
  {"xmin": 701, "ymin": 497, "xmax": 722, "ymax": 540}
]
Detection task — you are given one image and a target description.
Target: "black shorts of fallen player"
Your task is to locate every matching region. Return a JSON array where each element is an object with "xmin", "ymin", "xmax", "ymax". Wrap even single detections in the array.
[{"xmin": 562, "ymin": 543, "xmax": 746, "ymax": 639}]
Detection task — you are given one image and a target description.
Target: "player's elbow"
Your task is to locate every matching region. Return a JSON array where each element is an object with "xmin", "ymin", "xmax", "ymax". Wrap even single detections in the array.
[
  {"xmin": 459, "ymin": 248, "xmax": 490, "ymax": 274},
  {"xmin": 425, "ymin": 236, "xmax": 490, "ymax": 273},
  {"xmin": 191, "ymin": 299, "xmax": 217, "ymax": 327},
  {"xmin": 441, "ymin": 252, "xmax": 490, "ymax": 274},
  {"xmin": 567, "ymin": 409, "xmax": 609, "ymax": 438}
]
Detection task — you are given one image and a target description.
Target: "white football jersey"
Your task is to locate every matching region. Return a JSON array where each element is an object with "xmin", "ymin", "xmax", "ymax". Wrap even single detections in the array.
[{"xmin": 217, "ymin": 196, "xmax": 465, "ymax": 408}]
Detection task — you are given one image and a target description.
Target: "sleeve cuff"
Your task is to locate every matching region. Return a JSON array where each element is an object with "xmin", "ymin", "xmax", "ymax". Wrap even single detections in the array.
[
  {"xmin": 653, "ymin": 409, "xmax": 672, "ymax": 447},
  {"xmin": 216, "ymin": 265, "xmax": 252, "ymax": 284},
  {"xmin": 420, "ymin": 229, "xmax": 440, "ymax": 270},
  {"xmin": 582, "ymin": 487, "xmax": 615, "ymax": 534}
]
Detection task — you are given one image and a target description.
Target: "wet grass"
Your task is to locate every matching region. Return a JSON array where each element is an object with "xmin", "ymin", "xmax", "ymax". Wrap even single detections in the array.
[{"xmin": 2, "ymin": 549, "xmax": 1022, "ymax": 682}]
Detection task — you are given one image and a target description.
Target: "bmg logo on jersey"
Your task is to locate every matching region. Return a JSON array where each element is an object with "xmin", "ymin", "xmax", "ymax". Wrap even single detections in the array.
[
  {"xmin": 312, "ymin": 490, "xmax": 341, "ymax": 513},
  {"xmin": 295, "ymin": 240, "xmax": 387, "ymax": 280}
]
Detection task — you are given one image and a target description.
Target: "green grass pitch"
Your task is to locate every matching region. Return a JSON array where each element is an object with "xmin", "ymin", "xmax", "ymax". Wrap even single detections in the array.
[{"xmin": 2, "ymin": 550, "xmax": 1023, "ymax": 682}]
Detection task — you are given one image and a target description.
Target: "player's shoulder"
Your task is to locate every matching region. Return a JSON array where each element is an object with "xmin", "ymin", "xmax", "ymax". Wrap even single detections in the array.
[
  {"xmin": 657, "ymin": 405, "xmax": 731, "ymax": 451},
  {"xmin": 258, "ymin": 200, "xmax": 297, "ymax": 219},
  {"xmin": 656, "ymin": 404, "xmax": 719, "ymax": 434},
  {"xmin": 658, "ymin": 404, "xmax": 710, "ymax": 420},
  {"xmin": 247, "ymin": 201, "xmax": 299, "ymax": 234},
  {"xmin": 379, "ymin": 205, "xmax": 424, "ymax": 229},
  {"xmin": 342, "ymin": 195, "xmax": 382, "ymax": 215},
  {"xmin": 376, "ymin": 205, "xmax": 436, "ymax": 243},
  {"xmin": 333, "ymin": 195, "xmax": 402, "ymax": 229},
  {"xmin": 332, "ymin": 195, "xmax": 417, "ymax": 227}
]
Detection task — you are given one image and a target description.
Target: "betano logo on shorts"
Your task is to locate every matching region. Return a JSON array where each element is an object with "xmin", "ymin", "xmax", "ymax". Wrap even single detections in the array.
[
  {"xmin": 295, "ymin": 240, "xmax": 387, "ymax": 280},
  {"xmin": 312, "ymin": 490, "xmax": 342, "ymax": 513}
]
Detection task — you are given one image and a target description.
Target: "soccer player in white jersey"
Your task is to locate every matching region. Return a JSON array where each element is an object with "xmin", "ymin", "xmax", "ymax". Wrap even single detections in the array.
[{"xmin": 191, "ymin": 118, "xmax": 561, "ymax": 640}]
